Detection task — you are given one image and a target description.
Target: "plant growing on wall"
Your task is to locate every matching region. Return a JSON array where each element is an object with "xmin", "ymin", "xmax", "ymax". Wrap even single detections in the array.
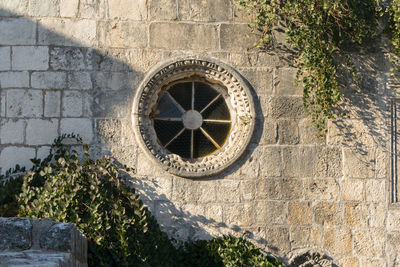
[
  {"xmin": 235, "ymin": 0, "xmax": 400, "ymax": 133},
  {"xmin": 0, "ymin": 135, "xmax": 284, "ymax": 266}
]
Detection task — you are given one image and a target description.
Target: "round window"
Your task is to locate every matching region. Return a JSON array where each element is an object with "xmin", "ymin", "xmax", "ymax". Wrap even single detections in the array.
[
  {"xmin": 152, "ymin": 81, "xmax": 231, "ymax": 159},
  {"xmin": 132, "ymin": 57, "xmax": 255, "ymax": 177}
]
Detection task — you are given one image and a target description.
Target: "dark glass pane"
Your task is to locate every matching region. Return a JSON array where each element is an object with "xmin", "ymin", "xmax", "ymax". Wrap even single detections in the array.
[
  {"xmin": 193, "ymin": 130, "xmax": 217, "ymax": 158},
  {"xmin": 194, "ymin": 82, "xmax": 219, "ymax": 111},
  {"xmin": 153, "ymin": 120, "xmax": 184, "ymax": 146},
  {"xmin": 202, "ymin": 122, "xmax": 231, "ymax": 147},
  {"xmin": 168, "ymin": 82, "xmax": 192, "ymax": 110},
  {"xmin": 167, "ymin": 129, "xmax": 191, "ymax": 159},
  {"xmin": 154, "ymin": 93, "xmax": 184, "ymax": 119},
  {"xmin": 201, "ymin": 97, "xmax": 230, "ymax": 120}
]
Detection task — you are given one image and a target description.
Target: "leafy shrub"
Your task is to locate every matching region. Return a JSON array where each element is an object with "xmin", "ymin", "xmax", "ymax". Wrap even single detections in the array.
[
  {"xmin": 180, "ymin": 235, "xmax": 284, "ymax": 267},
  {"xmin": 0, "ymin": 165, "xmax": 25, "ymax": 217},
  {"xmin": 1, "ymin": 135, "xmax": 283, "ymax": 266},
  {"xmin": 17, "ymin": 135, "xmax": 177, "ymax": 266}
]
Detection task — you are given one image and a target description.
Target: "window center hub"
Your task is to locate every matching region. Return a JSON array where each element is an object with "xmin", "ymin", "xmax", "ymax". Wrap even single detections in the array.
[{"xmin": 182, "ymin": 110, "xmax": 203, "ymax": 130}]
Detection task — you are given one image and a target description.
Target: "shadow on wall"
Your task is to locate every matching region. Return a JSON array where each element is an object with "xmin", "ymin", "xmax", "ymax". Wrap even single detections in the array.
[{"xmin": 0, "ymin": 6, "xmax": 271, "ymax": 256}]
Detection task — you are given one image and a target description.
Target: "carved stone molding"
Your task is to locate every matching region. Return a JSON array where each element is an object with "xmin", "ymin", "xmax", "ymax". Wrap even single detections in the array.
[
  {"xmin": 132, "ymin": 57, "xmax": 255, "ymax": 177},
  {"xmin": 289, "ymin": 249, "xmax": 334, "ymax": 267}
]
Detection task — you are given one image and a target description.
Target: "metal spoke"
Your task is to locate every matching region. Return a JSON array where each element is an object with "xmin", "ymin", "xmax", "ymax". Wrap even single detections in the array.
[
  {"xmin": 200, "ymin": 127, "xmax": 221, "ymax": 149},
  {"xmin": 200, "ymin": 94, "xmax": 221, "ymax": 114},
  {"xmin": 153, "ymin": 117, "xmax": 182, "ymax": 121},
  {"xmin": 190, "ymin": 130, "xmax": 194, "ymax": 159},
  {"xmin": 166, "ymin": 92, "xmax": 185, "ymax": 113},
  {"xmin": 191, "ymin": 82, "xmax": 195, "ymax": 111},
  {"xmin": 165, "ymin": 128, "xmax": 185, "ymax": 148},
  {"xmin": 203, "ymin": 119, "xmax": 231, "ymax": 123}
]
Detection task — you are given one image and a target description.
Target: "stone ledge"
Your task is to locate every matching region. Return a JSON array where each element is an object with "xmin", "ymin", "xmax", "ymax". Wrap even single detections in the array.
[{"xmin": 0, "ymin": 217, "xmax": 87, "ymax": 267}]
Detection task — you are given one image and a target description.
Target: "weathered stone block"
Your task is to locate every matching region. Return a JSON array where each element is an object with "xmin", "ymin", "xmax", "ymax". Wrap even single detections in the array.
[
  {"xmin": 345, "ymin": 203, "xmax": 369, "ymax": 226},
  {"xmin": 314, "ymin": 202, "xmax": 343, "ymax": 226},
  {"xmin": 0, "ymin": 46, "xmax": 11, "ymax": 71},
  {"xmin": 0, "ymin": 0, "xmax": 28, "ymax": 16},
  {"xmin": 91, "ymin": 71, "xmax": 137, "ymax": 91},
  {"xmin": 240, "ymin": 68, "xmax": 273, "ymax": 95},
  {"xmin": 232, "ymin": 3, "xmax": 255, "ymax": 23},
  {"xmin": 299, "ymin": 119, "xmax": 324, "ymax": 144},
  {"xmin": 6, "ymin": 89, "xmax": 43, "ymax": 117},
  {"xmin": 0, "ymin": 18, "xmax": 36, "ymax": 45},
  {"xmin": 99, "ymin": 21, "xmax": 147, "ymax": 48},
  {"xmin": 337, "ymin": 257, "xmax": 359, "ymax": 267},
  {"xmin": 39, "ymin": 18, "xmax": 96, "ymax": 47},
  {"xmin": 256, "ymin": 178, "xmax": 303, "ymax": 200},
  {"xmin": 304, "ymin": 178, "xmax": 339, "ymax": 200},
  {"xmin": 26, "ymin": 119, "xmax": 58, "ymax": 145},
  {"xmin": 44, "ymin": 90, "xmax": 60, "ymax": 117},
  {"xmin": 0, "ymin": 71, "xmax": 29, "ymax": 88},
  {"xmin": 290, "ymin": 226, "xmax": 321, "ymax": 248},
  {"xmin": 224, "ymin": 203, "xmax": 253, "ymax": 227},
  {"xmin": 0, "ymin": 218, "xmax": 32, "ymax": 251},
  {"xmin": 269, "ymin": 96, "xmax": 305, "ymax": 119},
  {"xmin": 265, "ymin": 227, "xmax": 290, "ymax": 254},
  {"xmin": 387, "ymin": 211, "xmax": 400, "ymax": 232},
  {"xmin": 67, "ymin": 72, "xmax": 92, "ymax": 90},
  {"xmin": 60, "ymin": 118, "xmax": 93, "ymax": 143},
  {"xmin": 282, "ymin": 146, "xmax": 316, "ymax": 177},
  {"xmin": 132, "ymin": 176, "xmax": 173, "ymax": 201},
  {"xmin": 0, "ymin": 119, "xmax": 25, "ymax": 144},
  {"xmin": 288, "ymin": 201, "xmax": 312, "ymax": 225},
  {"xmin": 28, "ymin": 0, "xmax": 59, "ymax": 17},
  {"xmin": 359, "ymin": 258, "xmax": 387, "ymax": 267},
  {"xmin": 369, "ymin": 203, "xmax": 386, "ymax": 228},
  {"xmin": 315, "ymin": 146, "xmax": 342, "ymax": 178},
  {"xmin": 150, "ymin": 23, "xmax": 218, "ymax": 50},
  {"xmin": 275, "ymin": 68, "xmax": 302, "ymax": 95},
  {"xmin": 220, "ymin": 24, "xmax": 257, "ymax": 51},
  {"xmin": 260, "ymin": 119, "xmax": 277, "ymax": 144},
  {"xmin": 190, "ymin": 0, "xmax": 231, "ymax": 21},
  {"xmin": 387, "ymin": 233, "xmax": 400, "ymax": 267},
  {"xmin": 342, "ymin": 179, "xmax": 364, "ymax": 201},
  {"xmin": 109, "ymin": 0, "xmax": 146, "ymax": 20},
  {"xmin": 353, "ymin": 228, "xmax": 385, "ymax": 257},
  {"xmin": 62, "ymin": 91, "xmax": 83, "ymax": 117},
  {"xmin": 260, "ymin": 146, "xmax": 282, "ymax": 177},
  {"xmin": 278, "ymin": 119, "xmax": 299, "ymax": 145},
  {"xmin": 218, "ymin": 180, "xmax": 241, "ymax": 203},
  {"xmin": 50, "ymin": 47, "xmax": 87, "ymax": 71},
  {"xmin": 322, "ymin": 228, "xmax": 352, "ymax": 255},
  {"xmin": 150, "ymin": 0, "xmax": 177, "ymax": 20},
  {"xmin": 36, "ymin": 146, "xmax": 51, "ymax": 160},
  {"xmin": 365, "ymin": 179, "xmax": 386, "ymax": 202},
  {"xmin": 240, "ymin": 180, "xmax": 255, "ymax": 201},
  {"xmin": 229, "ymin": 52, "xmax": 257, "ymax": 68},
  {"xmin": 12, "ymin": 46, "xmax": 49, "ymax": 71},
  {"xmin": 343, "ymin": 148, "xmax": 376, "ymax": 178},
  {"xmin": 59, "ymin": 0, "xmax": 78, "ymax": 17},
  {"xmin": 205, "ymin": 204, "xmax": 223, "ymax": 222},
  {"xmin": 255, "ymin": 201, "xmax": 287, "ymax": 225},
  {"xmin": 31, "ymin": 72, "xmax": 67, "ymax": 89},
  {"xmin": 0, "ymin": 146, "xmax": 35, "ymax": 171},
  {"xmin": 95, "ymin": 118, "xmax": 122, "ymax": 145}
]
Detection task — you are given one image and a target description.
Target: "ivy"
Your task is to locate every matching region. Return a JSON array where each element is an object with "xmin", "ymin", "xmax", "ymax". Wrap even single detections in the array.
[
  {"xmin": 235, "ymin": 0, "xmax": 399, "ymax": 133},
  {"xmin": 0, "ymin": 134, "xmax": 283, "ymax": 266}
]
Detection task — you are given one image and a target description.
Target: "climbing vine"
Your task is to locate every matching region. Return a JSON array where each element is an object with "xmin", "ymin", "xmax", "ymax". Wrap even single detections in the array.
[
  {"xmin": 235, "ymin": 0, "xmax": 399, "ymax": 133},
  {"xmin": 388, "ymin": 0, "xmax": 400, "ymax": 74}
]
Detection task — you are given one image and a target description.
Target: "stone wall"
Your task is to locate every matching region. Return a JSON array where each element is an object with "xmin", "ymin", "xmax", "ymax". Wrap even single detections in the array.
[
  {"xmin": 0, "ymin": 0, "xmax": 399, "ymax": 266},
  {"xmin": 0, "ymin": 217, "xmax": 87, "ymax": 266}
]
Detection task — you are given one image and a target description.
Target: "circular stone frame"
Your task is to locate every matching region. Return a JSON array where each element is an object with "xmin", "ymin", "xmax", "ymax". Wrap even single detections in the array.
[{"xmin": 132, "ymin": 57, "xmax": 255, "ymax": 178}]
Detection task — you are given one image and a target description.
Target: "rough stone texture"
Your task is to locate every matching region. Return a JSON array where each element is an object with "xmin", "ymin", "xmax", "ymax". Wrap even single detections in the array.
[
  {"xmin": 150, "ymin": 23, "xmax": 218, "ymax": 50},
  {"xmin": 26, "ymin": 119, "xmax": 58, "ymax": 145},
  {"xmin": 6, "ymin": 90, "xmax": 43, "ymax": 118},
  {"xmin": 0, "ymin": 46, "xmax": 11, "ymax": 71},
  {"xmin": 0, "ymin": 218, "xmax": 87, "ymax": 266},
  {"xmin": 12, "ymin": 46, "xmax": 49, "ymax": 71},
  {"xmin": 0, "ymin": 218, "xmax": 32, "ymax": 251},
  {"xmin": 0, "ymin": 119, "xmax": 25, "ymax": 144},
  {"xmin": 0, "ymin": 147, "xmax": 35, "ymax": 171},
  {"xmin": 0, "ymin": 1, "xmax": 397, "ymax": 266}
]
